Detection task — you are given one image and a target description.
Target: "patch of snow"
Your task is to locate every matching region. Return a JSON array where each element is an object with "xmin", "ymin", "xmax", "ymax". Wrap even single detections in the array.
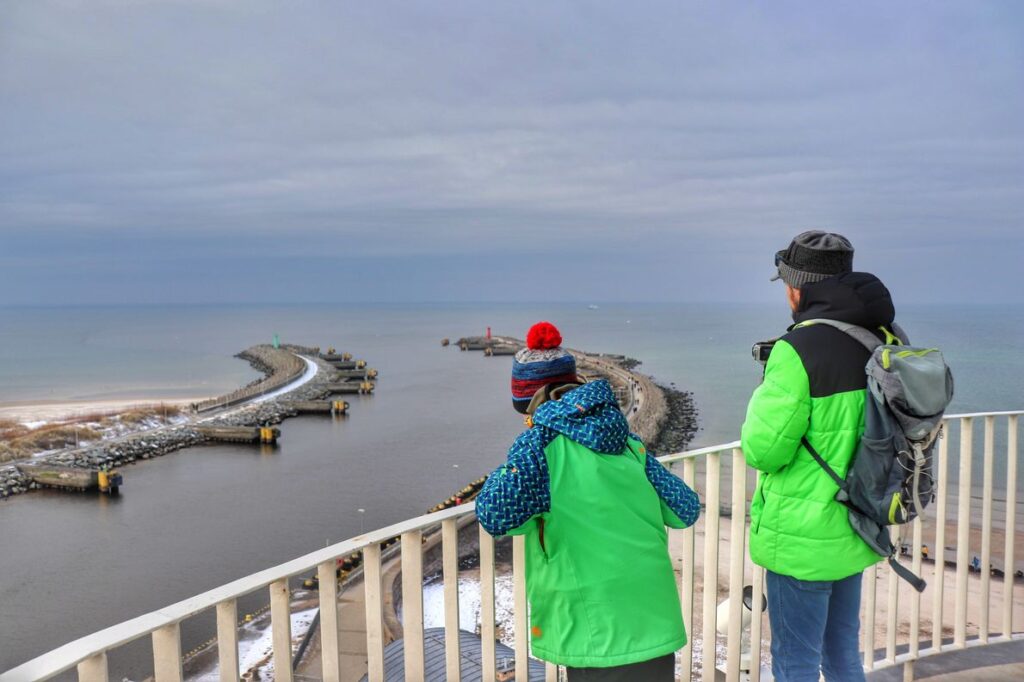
[
  {"xmin": 252, "ymin": 356, "xmax": 319, "ymax": 404},
  {"xmin": 421, "ymin": 573, "xmax": 517, "ymax": 646},
  {"xmin": 90, "ymin": 413, "xmax": 191, "ymax": 441},
  {"xmin": 243, "ymin": 606, "xmax": 318, "ymax": 677},
  {"xmin": 684, "ymin": 636, "xmax": 730, "ymax": 679},
  {"xmin": 21, "ymin": 420, "xmax": 48, "ymax": 430},
  {"xmin": 190, "ymin": 606, "xmax": 319, "ymax": 681},
  {"xmin": 237, "ymin": 618, "xmax": 275, "ymax": 672}
]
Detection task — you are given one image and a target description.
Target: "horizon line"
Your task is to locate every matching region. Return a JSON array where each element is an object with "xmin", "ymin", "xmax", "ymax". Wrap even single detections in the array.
[{"xmin": 0, "ymin": 299, "xmax": 1011, "ymax": 309}]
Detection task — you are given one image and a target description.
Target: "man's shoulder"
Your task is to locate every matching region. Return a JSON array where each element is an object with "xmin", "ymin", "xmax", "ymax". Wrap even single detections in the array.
[
  {"xmin": 779, "ymin": 323, "xmax": 872, "ymax": 398},
  {"xmin": 781, "ymin": 322, "xmax": 864, "ymax": 359}
]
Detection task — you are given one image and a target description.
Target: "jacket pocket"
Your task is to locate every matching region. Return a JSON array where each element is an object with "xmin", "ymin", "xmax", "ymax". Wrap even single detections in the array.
[
  {"xmin": 792, "ymin": 577, "xmax": 832, "ymax": 593},
  {"xmin": 752, "ymin": 476, "xmax": 769, "ymax": 534},
  {"xmin": 536, "ymin": 518, "xmax": 550, "ymax": 561}
]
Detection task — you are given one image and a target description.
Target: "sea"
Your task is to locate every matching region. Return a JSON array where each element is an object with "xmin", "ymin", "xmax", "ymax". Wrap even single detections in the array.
[{"xmin": 0, "ymin": 302, "xmax": 1021, "ymax": 675}]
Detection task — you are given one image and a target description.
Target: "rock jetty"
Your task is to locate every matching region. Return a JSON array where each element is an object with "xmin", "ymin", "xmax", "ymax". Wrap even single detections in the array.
[
  {"xmin": 0, "ymin": 344, "xmax": 355, "ymax": 501},
  {"xmin": 452, "ymin": 334, "xmax": 699, "ymax": 452},
  {"xmin": 0, "ymin": 466, "xmax": 33, "ymax": 497},
  {"xmin": 650, "ymin": 383, "xmax": 699, "ymax": 455}
]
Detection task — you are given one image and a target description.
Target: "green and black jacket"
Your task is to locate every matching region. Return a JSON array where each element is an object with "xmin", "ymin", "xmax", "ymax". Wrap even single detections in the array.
[{"xmin": 742, "ymin": 272, "xmax": 897, "ymax": 581}]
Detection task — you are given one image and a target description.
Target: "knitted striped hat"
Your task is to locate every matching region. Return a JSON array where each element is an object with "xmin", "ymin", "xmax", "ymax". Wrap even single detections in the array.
[{"xmin": 511, "ymin": 322, "xmax": 578, "ymax": 414}]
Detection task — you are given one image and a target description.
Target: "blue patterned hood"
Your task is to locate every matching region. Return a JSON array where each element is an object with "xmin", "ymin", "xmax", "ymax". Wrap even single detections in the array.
[{"xmin": 532, "ymin": 379, "xmax": 630, "ymax": 454}]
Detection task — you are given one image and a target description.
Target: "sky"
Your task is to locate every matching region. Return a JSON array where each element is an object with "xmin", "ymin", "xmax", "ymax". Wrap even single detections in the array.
[{"xmin": 1, "ymin": 1, "xmax": 1022, "ymax": 305}]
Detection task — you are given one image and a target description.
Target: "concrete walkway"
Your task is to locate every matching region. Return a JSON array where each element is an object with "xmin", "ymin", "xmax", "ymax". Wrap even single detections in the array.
[
  {"xmin": 292, "ymin": 573, "xmax": 372, "ymax": 682},
  {"xmin": 926, "ymin": 662, "xmax": 1024, "ymax": 680},
  {"xmin": 249, "ymin": 355, "xmax": 319, "ymax": 405},
  {"xmin": 866, "ymin": 638, "xmax": 1024, "ymax": 681},
  {"xmin": 296, "ymin": 513, "xmax": 488, "ymax": 681}
]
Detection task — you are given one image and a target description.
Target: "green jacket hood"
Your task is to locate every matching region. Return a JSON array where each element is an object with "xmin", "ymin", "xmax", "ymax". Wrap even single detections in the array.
[
  {"xmin": 794, "ymin": 271, "xmax": 895, "ymax": 329},
  {"xmin": 531, "ymin": 379, "xmax": 629, "ymax": 455}
]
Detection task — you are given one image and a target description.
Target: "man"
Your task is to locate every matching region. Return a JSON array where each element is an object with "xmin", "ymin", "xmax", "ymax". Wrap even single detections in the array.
[
  {"xmin": 476, "ymin": 321, "xmax": 700, "ymax": 681},
  {"xmin": 742, "ymin": 231, "xmax": 899, "ymax": 682}
]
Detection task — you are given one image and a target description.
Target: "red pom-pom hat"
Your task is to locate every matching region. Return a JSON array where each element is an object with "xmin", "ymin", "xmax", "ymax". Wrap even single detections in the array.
[{"xmin": 526, "ymin": 321, "xmax": 562, "ymax": 350}]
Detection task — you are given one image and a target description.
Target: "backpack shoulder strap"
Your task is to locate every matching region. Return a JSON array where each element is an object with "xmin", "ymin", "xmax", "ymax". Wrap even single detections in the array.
[
  {"xmin": 890, "ymin": 321, "xmax": 911, "ymax": 346},
  {"xmin": 801, "ymin": 436, "xmax": 849, "ymax": 492},
  {"xmin": 794, "ymin": 318, "xmax": 886, "ymax": 352}
]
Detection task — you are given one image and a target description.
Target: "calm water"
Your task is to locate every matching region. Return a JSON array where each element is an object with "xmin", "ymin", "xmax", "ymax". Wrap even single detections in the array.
[{"xmin": 0, "ymin": 302, "xmax": 1021, "ymax": 674}]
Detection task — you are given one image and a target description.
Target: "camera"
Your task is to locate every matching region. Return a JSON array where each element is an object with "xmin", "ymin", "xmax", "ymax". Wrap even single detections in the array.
[{"xmin": 751, "ymin": 338, "xmax": 778, "ymax": 365}]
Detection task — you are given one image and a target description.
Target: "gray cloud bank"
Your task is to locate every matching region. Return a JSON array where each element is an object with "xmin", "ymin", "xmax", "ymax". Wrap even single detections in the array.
[{"xmin": 1, "ymin": 1, "xmax": 1021, "ymax": 304}]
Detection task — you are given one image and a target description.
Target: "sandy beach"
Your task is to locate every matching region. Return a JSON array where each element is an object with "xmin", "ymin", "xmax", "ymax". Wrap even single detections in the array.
[{"xmin": 0, "ymin": 397, "xmax": 210, "ymax": 425}]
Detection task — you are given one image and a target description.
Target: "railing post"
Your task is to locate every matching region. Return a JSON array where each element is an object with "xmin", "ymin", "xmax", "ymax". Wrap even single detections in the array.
[
  {"xmin": 954, "ymin": 417, "xmax": 973, "ymax": 648},
  {"xmin": 980, "ymin": 416, "xmax": 995, "ymax": 642},
  {"xmin": 270, "ymin": 579, "xmax": 294, "ymax": 682},
  {"xmin": 401, "ymin": 531, "xmax": 425, "ymax": 682},
  {"xmin": 864, "ymin": 564, "xmax": 877, "ymax": 670},
  {"xmin": 513, "ymin": 535, "xmax": 529, "ymax": 682},
  {"xmin": 726, "ymin": 449, "xmax": 747, "ymax": 681},
  {"xmin": 750, "ymin": 565, "xmax": 765, "ymax": 682},
  {"xmin": 318, "ymin": 561, "xmax": 343, "ymax": 682},
  {"xmin": 480, "ymin": 526, "xmax": 497, "ymax": 682},
  {"xmin": 1004, "ymin": 415, "xmax": 1019, "ymax": 640},
  {"xmin": 702, "ymin": 451, "xmax": 722, "ymax": 679},
  {"xmin": 215, "ymin": 599, "xmax": 240, "ymax": 682},
  {"xmin": 886, "ymin": 525, "xmax": 901, "ymax": 663},
  {"xmin": 909, "ymin": 515, "xmax": 924, "ymax": 663},
  {"xmin": 679, "ymin": 457, "xmax": 697, "ymax": 682},
  {"xmin": 363, "ymin": 544, "xmax": 385, "ymax": 682},
  {"xmin": 76, "ymin": 653, "xmax": 107, "ymax": 682},
  {"xmin": 932, "ymin": 421, "xmax": 949, "ymax": 650},
  {"xmin": 152, "ymin": 623, "xmax": 183, "ymax": 682},
  {"xmin": 903, "ymin": 512, "xmax": 926, "ymax": 682},
  {"xmin": 442, "ymin": 518, "xmax": 461, "ymax": 681}
]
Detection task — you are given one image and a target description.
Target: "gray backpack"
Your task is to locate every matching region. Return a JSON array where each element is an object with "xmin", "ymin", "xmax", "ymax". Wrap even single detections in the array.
[{"xmin": 797, "ymin": 319, "xmax": 954, "ymax": 592}]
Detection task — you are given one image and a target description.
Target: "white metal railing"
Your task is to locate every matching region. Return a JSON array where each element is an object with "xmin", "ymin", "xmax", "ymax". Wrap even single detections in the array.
[{"xmin": 1, "ymin": 411, "xmax": 1021, "ymax": 682}]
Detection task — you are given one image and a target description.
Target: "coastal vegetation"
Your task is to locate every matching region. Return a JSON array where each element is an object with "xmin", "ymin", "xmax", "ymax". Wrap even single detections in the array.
[{"xmin": 0, "ymin": 406, "xmax": 185, "ymax": 463}]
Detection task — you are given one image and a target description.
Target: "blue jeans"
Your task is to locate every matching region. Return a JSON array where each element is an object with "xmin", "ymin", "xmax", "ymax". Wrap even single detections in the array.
[{"xmin": 766, "ymin": 570, "xmax": 866, "ymax": 682}]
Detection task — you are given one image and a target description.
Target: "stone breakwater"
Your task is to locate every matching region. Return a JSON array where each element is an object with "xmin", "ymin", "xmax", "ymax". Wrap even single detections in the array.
[
  {"xmin": 0, "ymin": 466, "xmax": 32, "ymax": 497},
  {"xmin": 454, "ymin": 335, "xmax": 699, "ymax": 453},
  {"xmin": 649, "ymin": 383, "xmax": 699, "ymax": 455},
  {"xmin": 192, "ymin": 344, "xmax": 309, "ymax": 412},
  {"xmin": 572, "ymin": 354, "xmax": 698, "ymax": 453},
  {"xmin": 0, "ymin": 345, "xmax": 347, "ymax": 501}
]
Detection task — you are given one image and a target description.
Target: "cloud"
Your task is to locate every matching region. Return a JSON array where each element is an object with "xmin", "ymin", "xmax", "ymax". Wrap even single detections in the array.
[{"xmin": 1, "ymin": 1, "xmax": 1021, "ymax": 303}]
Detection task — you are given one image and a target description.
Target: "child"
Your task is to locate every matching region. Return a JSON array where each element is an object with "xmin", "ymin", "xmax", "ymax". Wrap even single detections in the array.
[{"xmin": 476, "ymin": 321, "xmax": 700, "ymax": 681}]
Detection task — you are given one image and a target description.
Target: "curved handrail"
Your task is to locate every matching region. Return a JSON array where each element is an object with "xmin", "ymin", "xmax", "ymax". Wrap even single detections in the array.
[
  {"xmin": 2, "ymin": 409, "xmax": 1021, "ymax": 682},
  {"xmin": 0, "ymin": 503, "xmax": 475, "ymax": 682}
]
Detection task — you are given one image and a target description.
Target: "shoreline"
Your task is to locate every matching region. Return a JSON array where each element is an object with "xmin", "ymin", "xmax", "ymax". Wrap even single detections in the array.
[
  {"xmin": 0, "ymin": 397, "xmax": 208, "ymax": 424},
  {"xmin": 0, "ymin": 343, "xmax": 351, "ymax": 499},
  {"xmin": 0, "ymin": 333, "xmax": 688, "ymax": 507},
  {"xmin": 650, "ymin": 381, "xmax": 700, "ymax": 455}
]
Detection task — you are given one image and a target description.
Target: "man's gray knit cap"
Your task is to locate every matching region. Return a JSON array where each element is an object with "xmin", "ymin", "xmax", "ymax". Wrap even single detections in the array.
[{"xmin": 771, "ymin": 230, "xmax": 855, "ymax": 287}]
